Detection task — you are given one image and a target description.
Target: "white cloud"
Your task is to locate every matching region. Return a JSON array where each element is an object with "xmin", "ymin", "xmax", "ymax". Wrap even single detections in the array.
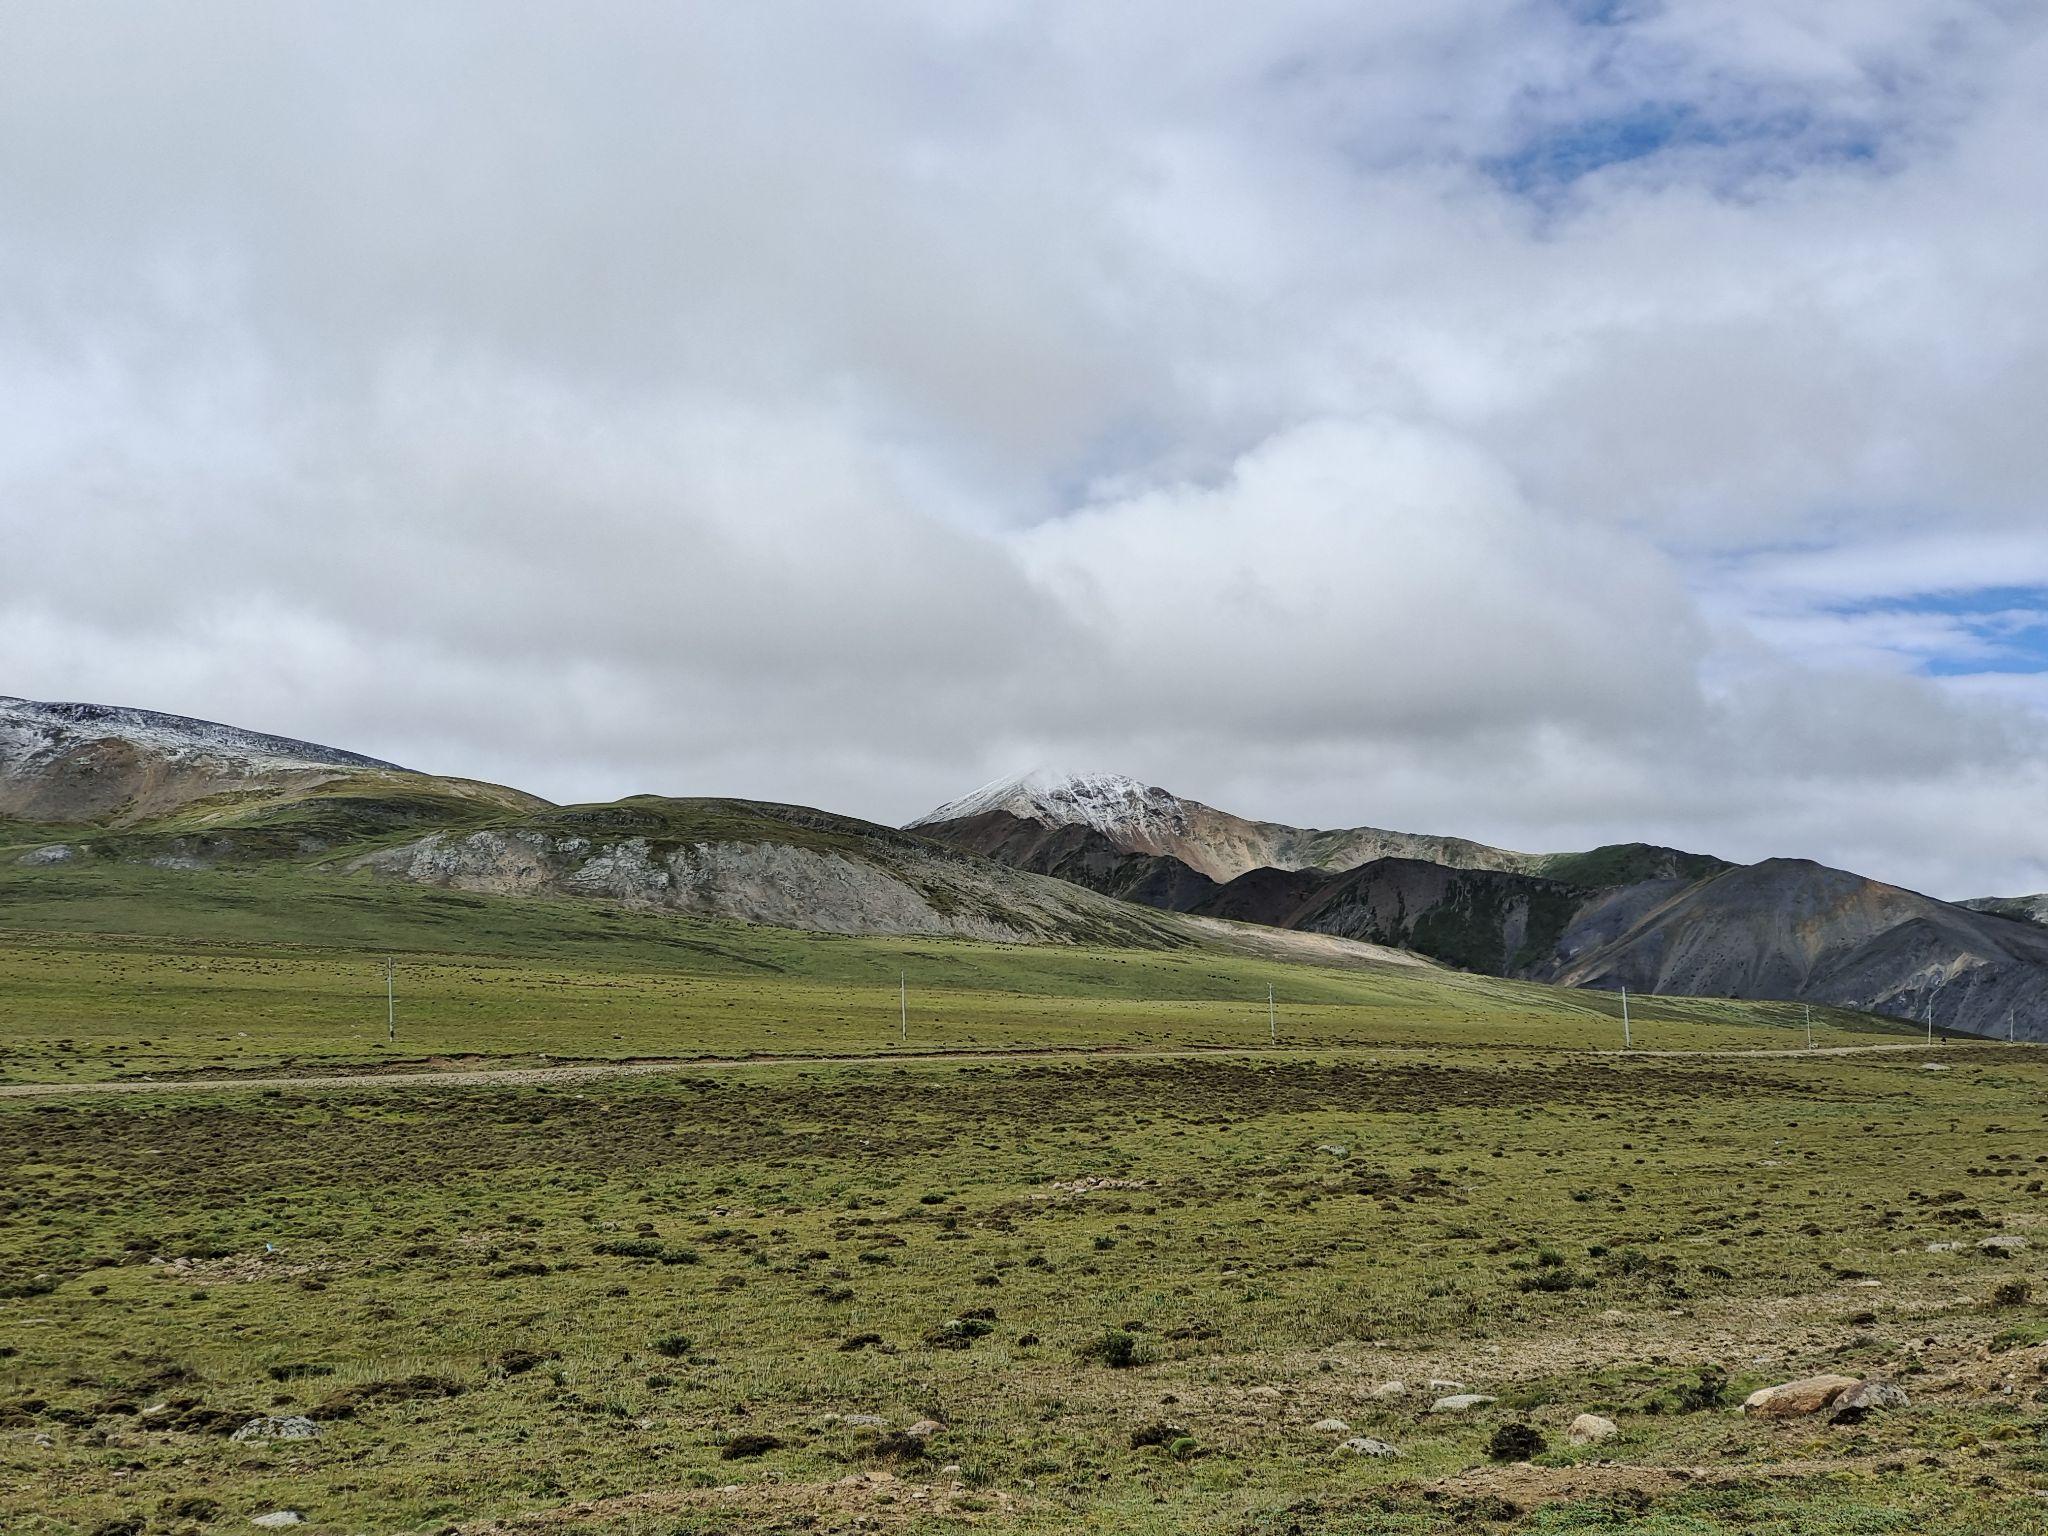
[{"xmin": 3, "ymin": 1, "xmax": 2047, "ymax": 898}]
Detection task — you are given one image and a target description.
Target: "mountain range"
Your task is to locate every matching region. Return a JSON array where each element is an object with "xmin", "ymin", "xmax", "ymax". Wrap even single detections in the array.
[
  {"xmin": 5, "ymin": 695, "xmax": 2044, "ymax": 1040},
  {"xmin": 909, "ymin": 769, "xmax": 2048, "ymax": 1042}
]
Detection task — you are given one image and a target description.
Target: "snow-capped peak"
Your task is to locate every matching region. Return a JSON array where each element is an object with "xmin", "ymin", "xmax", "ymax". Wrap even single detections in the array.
[
  {"xmin": 0, "ymin": 696, "xmax": 406, "ymax": 775},
  {"xmin": 908, "ymin": 768, "xmax": 1192, "ymax": 839}
]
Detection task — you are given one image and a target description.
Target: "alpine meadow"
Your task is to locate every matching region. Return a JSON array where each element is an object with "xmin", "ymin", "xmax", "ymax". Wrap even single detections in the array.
[{"xmin": 9, "ymin": 6, "xmax": 2048, "ymax": 1536}]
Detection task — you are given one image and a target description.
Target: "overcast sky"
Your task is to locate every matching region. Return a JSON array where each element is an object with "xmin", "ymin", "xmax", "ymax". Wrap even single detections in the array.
[{"xmin": 7, "ymin": 2, "xmax": 2048, "ymax": 899}]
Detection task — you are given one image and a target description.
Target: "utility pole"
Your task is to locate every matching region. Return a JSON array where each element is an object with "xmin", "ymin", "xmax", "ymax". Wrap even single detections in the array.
[
  {"xmin": 2011, "ymin": 1007, "xmax": 2018, "ymax": 1044},
  {"xmin": 1268, "ymin": 984, "xmax": 1276, "ymax": 1046},
  {"xmin": 1804, "ymin": 1003, "xmax": 1812, "ymax": 1051},
  {"xmin": 899, "ymin": 972, "xmax": 907, "ymax": 1044},
  {"xmin": 1621, "ymin": 986, "xmax": 1631, "ymax": 1050},
  {"xmin": 384, "ymin": 957, "xmax": 396, "ymax": 1042}
]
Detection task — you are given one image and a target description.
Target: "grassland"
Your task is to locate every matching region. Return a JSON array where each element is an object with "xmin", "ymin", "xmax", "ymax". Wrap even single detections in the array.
[
  {"xmin": 8, "ymin": 859, "xmax": 2043, "ymax": 1534},
  {"xmin": 7, "ymin": 1045, "xmax": 2048, "ymax": 1534},
  {"xmin": 0, "ymin": 864, "xmax": 1911, "ymax": 1086}
]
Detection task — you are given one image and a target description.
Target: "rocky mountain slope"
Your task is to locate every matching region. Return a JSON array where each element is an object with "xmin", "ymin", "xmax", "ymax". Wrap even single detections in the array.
[
  {"xmin": 914, "ymin": 770, "xmax": 2048, "ymax": 1041},
  {"xmin": 1554, "ymin": 859, "xmax": 2048, "ymax": 1038},
  {"xmin": 0, "ymin": 695, "xmax": 406, "ymax": 824},
  {"xmin": 1962, "ymin": 893, "xmax": 2048, "ymax": 928},
  {"xmin": 0, "ymin": 700, "xmax": 1414, "ymax": 964},
  {"xmin": 911, "ymin": 769, "xmax": 1543, "ymax": 882}
]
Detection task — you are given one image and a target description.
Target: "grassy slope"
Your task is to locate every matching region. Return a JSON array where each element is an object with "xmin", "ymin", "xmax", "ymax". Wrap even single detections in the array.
[{"xmin": 0, "ymin": 862, "xmax": 1912, "ymax": 1085}]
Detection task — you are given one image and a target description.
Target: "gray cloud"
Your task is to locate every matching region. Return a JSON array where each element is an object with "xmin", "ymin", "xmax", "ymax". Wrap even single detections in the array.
[{"xmin": 5, "ymin": 1, "xmax": 2047, "ymax": 899}]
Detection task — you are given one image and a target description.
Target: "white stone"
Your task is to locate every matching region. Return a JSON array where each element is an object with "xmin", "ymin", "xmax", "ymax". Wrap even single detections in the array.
[
  {"xmin": 1568, "ymin": 1413, "xmax": 1618, "ymax": 1445},
  {"xmin": 1431, "ymin": 1393, "xmax": 1497, "ymax": 1412}
]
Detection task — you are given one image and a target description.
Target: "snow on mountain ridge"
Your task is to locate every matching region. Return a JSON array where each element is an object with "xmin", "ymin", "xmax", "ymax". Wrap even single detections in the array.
[
  {"xmin": 0, "ymin": 696, "xmax": 406, "ymax": 775},
  {"xmin": 908, "ymin": 768, "xmax": 1193, "ymax": 841}
]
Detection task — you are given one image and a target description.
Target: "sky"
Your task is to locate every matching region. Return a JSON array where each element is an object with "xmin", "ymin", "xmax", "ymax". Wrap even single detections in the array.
[{"xmin": 5, "ymin": 1, "xmax": 2048, "ymax": 900}]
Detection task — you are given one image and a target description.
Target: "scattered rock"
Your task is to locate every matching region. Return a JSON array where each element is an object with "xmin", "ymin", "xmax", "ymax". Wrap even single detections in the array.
[
  {"xmin": 1829, "ymin": 1381, "xmax": 1908, "ymax": 1423},
  {"xmin": 833, "ymin": 1413, "xmax": 887, "ymax": 1428},
  {"xmin": 1926, "ymin": 1241, "xmax": 1963, "ymax": 1253},
  {"xmin": 250, "ymin": 1514, "xmax": 303, "ymax": 1529},
  {"xmin": 230, "ymin": 1415, "xmax": 321, "ymax": 1443},
  {"xmin": 1338, "ymin": 1436, "xmax": 1400, "ymax": 1457},
  {"xmin": 1370, "ymin": 1380, "xmax": 1407, "ymax": 1400},
  {"xmin": 1245, "ymin": 1386, "xmax": 1283, "ymax": 1401},
  {"xmin": 1432, "ymin": 1394, "xmax": 1497, "ymax": 1412},
  {"xmin": 904, "ymin": 1418, "xmax": 945, "ymax": 1439},
  {"xmin": 1314, "ymin": 1144, "xmax": 1349, "ymax": 1157},
  {"xmin": 1568, "ymin": 1413, "xmax": 1618, "ymax": 1445},
  {"xmin": 1310, "ymin": 1418, "xmax": 1351, "ymax": 1433},
  {"xmin": 1978, "ymin": 1234, "xmax": 2029, "ymax": 1253},
  {"xmin": 1427, "ymin": 1378, "xmax": 1467, "ymax": 1391},
  {"xmin": 1742, "ymin": 1375, "xmax": 1861, "ymax": 1418}
]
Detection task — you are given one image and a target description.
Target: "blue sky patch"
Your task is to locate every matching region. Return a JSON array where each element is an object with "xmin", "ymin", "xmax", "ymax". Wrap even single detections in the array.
[
  {"xmin": 1485, "ymin": 99, "xmax": 1882, "ymax": 199},
  {"xmin": 1848, "ymin": 587, "xmax": 2048, "ymax": 676}
]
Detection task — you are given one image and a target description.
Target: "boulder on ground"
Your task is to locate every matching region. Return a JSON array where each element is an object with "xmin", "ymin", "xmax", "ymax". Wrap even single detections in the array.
[
  {"xmin": 230, "ymin": 1416, "xmax": 320, "ymax": 1443},
  {"xmin": 904, "ymin": 1418, "xmax": 945, "ymax": 1439},
  {"xmin": 1431, "ymin": 1393, "xmax": 1497, "ymax": 1412},
  {"xmin": 1337, "ymin": 1436, "xmax": 1399, "ymax": 1457},
  {"xmin": 250, "ymin": 1515, "xmax": 303, "ymax": 1529},
  {"xmin": 1741, "ymin": 1375, "xmax": 1861, "ymax": 1418},
  {"xmin": 1977, "ymin": 1234, "xmax": 2028, "ymax": 1252},
  {"xmin": 1829, "ymin": 1380, "xmax": 1908, "ymax": 1423},
  {"xmin": 1369, "ymin": 1380, "xmax": 1407, "ymax": 1400},
  {"xmin": 1568, "ymin": 1413, "xmax": 1618, "ymax": 1445},
  {"xmin": 1310, "ymin": 1418, "xmax": 1350, "ymax": 1433}
]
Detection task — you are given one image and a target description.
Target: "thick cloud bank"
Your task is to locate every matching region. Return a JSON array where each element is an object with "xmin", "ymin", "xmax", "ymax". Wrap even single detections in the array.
[{"xmin": 5, "ymin": 2, "xmax": 2047, "ymax": 898}]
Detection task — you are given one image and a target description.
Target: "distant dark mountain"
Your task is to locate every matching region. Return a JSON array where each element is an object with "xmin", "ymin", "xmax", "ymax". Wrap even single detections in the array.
[
  {"xmin": 1554, "ymin": 860, "xmax": 2048, "ymax": 1041},
  {"xmin": 914, "ymin": 770, "xmax": 2048, "ymax": 1041}
]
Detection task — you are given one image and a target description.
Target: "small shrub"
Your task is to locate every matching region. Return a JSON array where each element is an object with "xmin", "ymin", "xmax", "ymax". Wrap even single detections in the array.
[
  {"xmin": 592, "ymin": 1238, "xmax": 664, "ymax": 1259},
  {"xmin": 1079, "ymin": 1328, "xmax": 1142, "ymax": 1368},
  {"xmin": 720, "ymin": 1432, "xmax": 782, "ymax": 1460},
  {"xmin": 1130, "ymin": 1420, "xmax": 1183, "ymax": 1448},
  {"xmin": 1993, "ymin": 1280, "xmax": 2032, "ymax": 1308},
  {"xmin": 923, "ymin": 1316, "xmax": 995, "ymax": 1350},
  {"xmin": 264, "ymin": 1362, "xmax": 333, "ymax": 1382},
  {"xmin": 1488, "ymin": 1422, "xmax": 1547, "ymax": 1462},
  {"xmin": 1517, "ymin": 1267, "xmax": 1591, "ymax": 1293},
  {"xmin": 1671, "ymin": 1366, "xmax": 1729, "ymax": 1413},
  {"xmin": 650, "ymin": 1333, "xmax": 693, "ymax": 1359},
  {"xmin": 871, "ymin": 1430, "xmax": 928, "ymax": 1460}
]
